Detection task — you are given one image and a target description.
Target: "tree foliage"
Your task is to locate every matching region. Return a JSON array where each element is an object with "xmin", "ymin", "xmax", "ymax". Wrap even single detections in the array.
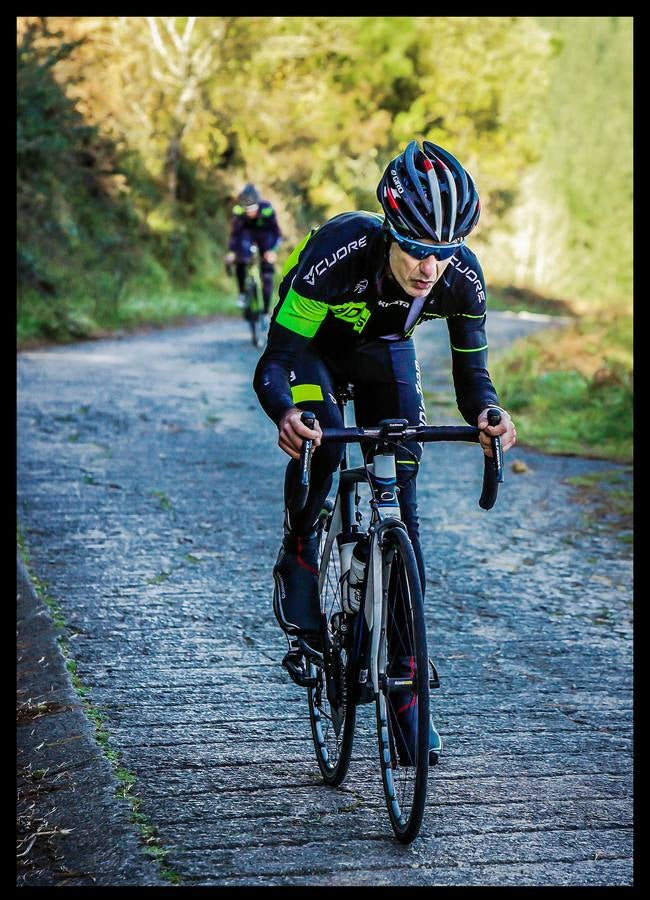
[
  {"xmin": 482, "ymin": 16, "xmax": 633, "ymax": 307},
  {"xmin": 17, "ymin": 16, "xmax": 632, "ymax": 342},
  {"xmin": 20, "ymin": 17, "xmax": 552, "ymax": 226},
  {"xmin": 17, "ymin": 21, "xmax": 91, "ymax": 179}
]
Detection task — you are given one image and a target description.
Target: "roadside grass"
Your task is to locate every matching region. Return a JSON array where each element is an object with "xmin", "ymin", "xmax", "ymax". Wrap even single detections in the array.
[
  {"xmin": 17, "ymin": 286, "xmax": 239, "ymax": 348},
  {"xmin": 103, "ymin": 288, "xmax": 237, "ymax": 330},
  {"xmin": 490, "ymin": 311, "xmax": 632, "ymax": 464},
  {"xmin": 487, "ymin": 305, "xmax": 632, "ymax": 544},
  {"xmin": 16, "ymin": 526, "xmax": 181, "ymax": 885}
]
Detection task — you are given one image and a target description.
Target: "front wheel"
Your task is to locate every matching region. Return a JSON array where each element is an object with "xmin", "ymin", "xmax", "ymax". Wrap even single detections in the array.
[
  {"xmin": 250, "ymin": 314, "xmax": 263, "ymax": 348},
  {"xmin": 307, "ymin": 509, "xmax": 356, "ymax": 786},
  {"xmin": 376, "ymin": 526, "xmax": 430, "ymax": 843}
]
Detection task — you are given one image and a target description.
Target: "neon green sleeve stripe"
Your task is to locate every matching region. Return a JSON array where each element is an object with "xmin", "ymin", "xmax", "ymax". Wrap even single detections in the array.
[
  {"xmin": 450, "ymin": 343, "xmax": 488, "ymax": 352},
  {"xmin": 291, "ymin": 384, "xmax": 324, "ymax": 404},
  {"xmin": 276, "ymin": 287, "xmax": 328, "ymax": 338},
  {"xmin": 424, "ymin": 312, "xmax": 484, "ymax": 320},
  {"xmin": 281, "ymin": 230, "xmax": 313, "ymax": 278},
  {"xmin": 261, "ymin": 207, "xmax": 274, "ymax": 217}
]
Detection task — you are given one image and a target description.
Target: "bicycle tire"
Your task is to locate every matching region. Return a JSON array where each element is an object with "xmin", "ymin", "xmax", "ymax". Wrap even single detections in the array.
[
  {"xmin": 376, "ymin": 525, "xmax": 430, "ymax": 843},
  {"xmin": 242, "ymin": 275, "xmax": 254, "ymax": 319},
  {"xmin": 250, "ymin": 315, "xmax": 262, "ymax": 348},
  {"xmin": 307, "ymin": 508, "xmax": 357, "ymax": 786},
  {"xmin": 243, "ymin": 275, "xmax": 263, "ymax": 347}
]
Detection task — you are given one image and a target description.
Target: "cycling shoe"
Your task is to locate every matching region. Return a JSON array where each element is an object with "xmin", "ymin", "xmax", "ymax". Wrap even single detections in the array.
[
  {"xmin": 388, "ymin": 655, "xmax": 442, "ymax": 766},
  {"xmin": 273, "ymin": 532, "xmax": 321, "ymax": 641}
]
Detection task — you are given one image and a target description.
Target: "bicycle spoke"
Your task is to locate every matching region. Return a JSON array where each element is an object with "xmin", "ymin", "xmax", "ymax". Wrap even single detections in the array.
[{"xmin": 307, "ymin": 509, "xmax": 356, "ymax": 786}]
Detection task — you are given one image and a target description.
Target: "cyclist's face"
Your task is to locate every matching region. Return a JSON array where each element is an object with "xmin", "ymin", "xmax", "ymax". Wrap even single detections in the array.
[
  {"xmin": 244, "ymin": 204, "xmax": 259, "ymax": 218},
  {"xmin": 388, "ymin": 241, "xmax": 453, "ymax": 297}
]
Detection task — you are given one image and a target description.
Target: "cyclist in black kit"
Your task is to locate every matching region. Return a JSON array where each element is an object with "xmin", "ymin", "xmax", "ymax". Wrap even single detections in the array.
[
  {"xmin": 225, "ymin": 183, "xmax": 282, "ymax": 320},
  {"xmin": 253, "ymin": 140, "xmax": 517, "ymax": 761}
]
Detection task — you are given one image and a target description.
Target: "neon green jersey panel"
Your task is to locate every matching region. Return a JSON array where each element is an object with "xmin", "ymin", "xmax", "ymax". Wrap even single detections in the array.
[
  {"xmin": 282, "ymin": 229, "xmax": 314, "ymax": 278},
  {"xmin": 281, "ymin": 230, "xmax": 314, "ymax": 278},
  {"xmin": 275, "ymin": 287, "xmax": 329, "ymax": 338},
  {"xmin": 291, "ymin": 383, "xmax": 324, "ymax": 404}
]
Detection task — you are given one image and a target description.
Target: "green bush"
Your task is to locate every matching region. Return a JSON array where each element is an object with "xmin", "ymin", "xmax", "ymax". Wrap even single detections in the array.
[{"xmin": 491, "ymin": 315, "xmax": 632, "ymax": 463}]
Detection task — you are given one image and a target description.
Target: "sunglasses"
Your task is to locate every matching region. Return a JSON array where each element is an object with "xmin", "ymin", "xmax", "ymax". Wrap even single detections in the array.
[{"xmin": 389, "ymin": 227, "xmax": 462, "ymax": 261}]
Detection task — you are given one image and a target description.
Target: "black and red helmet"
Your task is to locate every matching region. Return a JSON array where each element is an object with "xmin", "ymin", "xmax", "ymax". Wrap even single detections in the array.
[{"xmin": 377, "ymin": 140, "xmax": 480, "ymax": 243}]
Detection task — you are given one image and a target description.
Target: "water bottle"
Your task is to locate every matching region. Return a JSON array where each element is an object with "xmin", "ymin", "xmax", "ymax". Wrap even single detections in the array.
[
  {"xmin": 337, "ymin": 533, "xmax": 357, "ymax": 584},
  {"xmin": 343, "ymin": 538, "xmax": 368, "ymax": 614}
]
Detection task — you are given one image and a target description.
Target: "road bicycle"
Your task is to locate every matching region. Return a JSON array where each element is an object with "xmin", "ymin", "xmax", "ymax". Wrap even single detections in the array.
[
  {"xmin": 227, "ymin": 247, "xmax": 266, "ymax": 349},
  {"xmin": 283, "ymin": 385, "xmax": 503, "ymax": 843}
]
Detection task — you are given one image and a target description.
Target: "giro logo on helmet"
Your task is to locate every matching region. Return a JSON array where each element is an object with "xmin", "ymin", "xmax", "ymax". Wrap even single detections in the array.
[{"xmin": 390, "ymin": 169, "xmax": 404, "ymax": 194}]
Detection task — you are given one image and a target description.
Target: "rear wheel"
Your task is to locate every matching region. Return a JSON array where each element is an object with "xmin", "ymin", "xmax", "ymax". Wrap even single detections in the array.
[
  {"xmin": 243, "ymin": 275, "xmax": 263, "ymax": 348},
  {"xmin": 376, "ymin": 526, "xmax": 430, "ymax": 843},
  {"xmin": 307, "ymin": 509, "xmax": 356, "ymax": 786}
]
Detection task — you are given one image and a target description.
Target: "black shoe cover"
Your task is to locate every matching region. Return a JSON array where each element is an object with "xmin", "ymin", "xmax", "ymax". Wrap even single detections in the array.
[
  {"xmin": 388, "ymin": 655, "xmax": 442, "ymax": 767},
  {"xmin": 273, "ymin": 533, "xmax": 321, "ymax": 636}
]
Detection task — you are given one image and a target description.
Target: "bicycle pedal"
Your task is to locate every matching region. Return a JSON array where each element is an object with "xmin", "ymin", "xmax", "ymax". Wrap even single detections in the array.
[
  {"xmin": 429, "ymin": 658, "xmax": 441, "ymax": 689},
  {"xmin": 281, "ymin": 650, "xmax": 317, "ymax": 688}
]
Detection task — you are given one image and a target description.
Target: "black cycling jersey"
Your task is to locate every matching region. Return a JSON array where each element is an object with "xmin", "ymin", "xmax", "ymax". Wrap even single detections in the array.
[
  {"xmin": 254, "ymin": 211, "xmax": 498, "ymax": 425},
  {"xmin": 228, "ymin": 200, "xmax": 282, "ymax": 256}
]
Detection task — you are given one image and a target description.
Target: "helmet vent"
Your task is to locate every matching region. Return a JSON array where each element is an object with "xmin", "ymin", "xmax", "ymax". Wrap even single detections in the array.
[{"xmin": 377, "ymin": 140, "xmax": 480, "ymax": 243}]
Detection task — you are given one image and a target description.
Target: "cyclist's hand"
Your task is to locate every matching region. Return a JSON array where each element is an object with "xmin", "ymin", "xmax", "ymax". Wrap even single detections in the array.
[
  {"xmin": 225, "ymin": 251, "xmax": 236, "ymax": 265},
  {"xmin": 477, "ymin": 407, "xmax": 516, "ymax": 457},
  {"xmin": 278, "ymin": 407, "xmax": 322, "ymax": 460},
  {"xmin": 263, "ymin": 250, "xmax": 277, "ymax": 264}
]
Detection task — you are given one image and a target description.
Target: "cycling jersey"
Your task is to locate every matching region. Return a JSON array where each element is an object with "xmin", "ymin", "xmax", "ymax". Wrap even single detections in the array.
[
  {"xmin": 228, "ymin": 200, "xmax": 282, "ymax": 256},
  {"xmin": 254, "ymin": 211, "xmax": 498, "ymax": 425}
]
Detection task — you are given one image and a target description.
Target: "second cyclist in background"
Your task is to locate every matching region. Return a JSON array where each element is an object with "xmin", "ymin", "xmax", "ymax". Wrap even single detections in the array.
[{"xmin": 225, "ymin": 183, "xmax": 283, "ymax": 328}]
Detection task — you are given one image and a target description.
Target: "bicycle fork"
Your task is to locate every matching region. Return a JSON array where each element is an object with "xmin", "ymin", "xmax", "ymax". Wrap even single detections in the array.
[
  {"xmin": 361, "ymin": 445, "xmax": 441, "ymax": 700},
  {"xmin": 362, "ymin": 446, "xmax": 404, "ymax": 698}
]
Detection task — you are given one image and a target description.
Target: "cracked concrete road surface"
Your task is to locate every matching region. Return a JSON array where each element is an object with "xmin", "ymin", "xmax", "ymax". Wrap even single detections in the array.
[{"xmin": 17, "ymin": 312, "xmax": 633, "ymax": 886}]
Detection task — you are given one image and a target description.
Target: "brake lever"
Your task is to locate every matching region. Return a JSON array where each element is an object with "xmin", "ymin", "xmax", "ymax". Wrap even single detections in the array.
[
  {"xmin": 487, "ymin": 408, "xmax": 504, "ymax": 484},
  {"xmin": 478, "ymin": 407, "xmax": 504, "ymax": 510},
  {"xmin": 299, "ymin": 410, "xmax": 316, "ymax": 489},
  {"xmin": 286, "ymin": 411, "xmax": 316, "ymax": 516}
]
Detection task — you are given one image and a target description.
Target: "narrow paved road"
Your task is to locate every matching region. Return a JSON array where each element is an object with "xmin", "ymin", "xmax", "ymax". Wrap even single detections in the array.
[{"xmin": 17, "ymin": 312, "xmax": 633, "ymax": 886}]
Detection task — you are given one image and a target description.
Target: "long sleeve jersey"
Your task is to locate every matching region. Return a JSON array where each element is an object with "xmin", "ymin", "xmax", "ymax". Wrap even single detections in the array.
[
  {"xmin": 254, "ymin": 211, "xmax": 499, "ymax": 425},
  {"xmin": 228, "ymin": 200, "xmax": 282, "ymax": 255}
]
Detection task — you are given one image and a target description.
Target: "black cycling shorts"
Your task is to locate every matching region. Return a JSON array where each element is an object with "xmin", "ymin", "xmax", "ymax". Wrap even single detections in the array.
[{"xmin": 285, "ymin": 337, "xmax": 427, "ymax": 590}]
